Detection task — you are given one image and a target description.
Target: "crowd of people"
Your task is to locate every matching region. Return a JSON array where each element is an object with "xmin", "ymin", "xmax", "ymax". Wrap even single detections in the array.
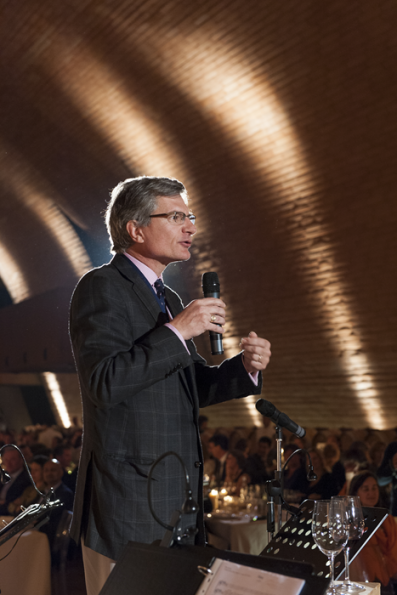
[
  {"xmin": 1, "ymin": 416, "xmax": 397, "ymax": 591},
  {"xmin": 201, "ymin": 415, "xmax": 397, "ymax": 593},
  {"xmin": 0, "ymin": 421, "xmax": 81, "ymax": 563}
]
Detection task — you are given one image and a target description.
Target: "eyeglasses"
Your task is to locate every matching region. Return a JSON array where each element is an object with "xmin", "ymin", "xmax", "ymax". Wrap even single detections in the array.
[{"xmin": 149, "ymin": 211, "xmax": 196, "ymax": 225}]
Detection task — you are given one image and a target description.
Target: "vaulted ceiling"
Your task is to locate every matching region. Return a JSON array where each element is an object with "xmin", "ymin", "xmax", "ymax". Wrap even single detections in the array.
[{"xmin": 1, "ymin": 0, "xmax": 397, "ymax": 430}]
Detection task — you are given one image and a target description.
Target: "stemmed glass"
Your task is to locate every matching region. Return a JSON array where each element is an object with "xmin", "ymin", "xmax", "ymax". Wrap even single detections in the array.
[
  {"xmin": 332, "ymin": 496, "xmax": 365, "ymax": 593},
  {"xmin": 312, "ymin": 500, "xmax": 349, "ymax": 595}
]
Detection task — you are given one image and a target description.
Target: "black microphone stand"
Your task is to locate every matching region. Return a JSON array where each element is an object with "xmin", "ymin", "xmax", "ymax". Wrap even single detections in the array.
[{"xmin": 265, "ymin": 433, "xmax": 317, "ymax": 543}]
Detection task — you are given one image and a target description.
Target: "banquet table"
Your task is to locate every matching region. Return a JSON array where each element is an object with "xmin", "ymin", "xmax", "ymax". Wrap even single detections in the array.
[
  {"xmin": 0, "ymin": 521, "xmax": 51, "ymax": 595},
  {"xmin": 205, "ymin": 514, "xmax": 269, "ymax": 555}
]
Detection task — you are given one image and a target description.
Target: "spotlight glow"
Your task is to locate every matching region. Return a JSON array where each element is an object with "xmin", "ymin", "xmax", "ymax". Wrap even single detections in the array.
[{"xmin": 43, "ymin": 372, "xmax": 71, "ymax": 428}]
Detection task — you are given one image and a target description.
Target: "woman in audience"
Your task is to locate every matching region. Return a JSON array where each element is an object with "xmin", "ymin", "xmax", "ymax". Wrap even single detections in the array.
[
  {"xmin": 304, "ymin": 448, "xmax": 338, "ymax": 500},
  {"xmin": 349, "ymin": 471, "xmax": 397, "ymax": 594},
  {"xmin": 223, "ymin": 449, "xmax": 251, "ymax": 496}
]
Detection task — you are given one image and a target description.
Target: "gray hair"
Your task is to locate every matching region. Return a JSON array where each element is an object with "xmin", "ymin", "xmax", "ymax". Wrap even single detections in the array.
[{"xmin": 105, "ymin": 176, "xmax": 187, "ymax": 254}]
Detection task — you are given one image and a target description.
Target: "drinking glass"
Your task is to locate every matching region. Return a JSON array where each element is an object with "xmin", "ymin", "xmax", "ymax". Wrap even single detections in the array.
[
  {"xmin": 312, "ymin": 500, "xmax": 349, "ymax": 595},
  {"xmin": 332, "ymin": 496, "xmax": 365, "ymax": 593}
]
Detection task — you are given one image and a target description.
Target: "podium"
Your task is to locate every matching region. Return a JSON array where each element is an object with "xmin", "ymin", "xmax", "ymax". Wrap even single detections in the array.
[
  {"xmin": 99, "ymin": 540, "xmax": 329, "ymax": 595},
  {"xmin": 99, "ymin": 500, "xmax": 388, "ymax": 595}
]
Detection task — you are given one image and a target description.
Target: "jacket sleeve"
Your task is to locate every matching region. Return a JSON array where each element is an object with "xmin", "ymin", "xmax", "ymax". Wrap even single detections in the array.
[{"xmin": 192, "ymin": 346, "xmax": 263, "ymax": 408}]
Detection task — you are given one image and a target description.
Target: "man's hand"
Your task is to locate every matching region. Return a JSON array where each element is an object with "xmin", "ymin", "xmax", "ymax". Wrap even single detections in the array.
[
  {"xmin": 240, "ymin": 331, "xmax": 271, "ymax": 373},
  {"xmin": 171, "ymin": 298, "xmax": 226, "ymax": 340}
]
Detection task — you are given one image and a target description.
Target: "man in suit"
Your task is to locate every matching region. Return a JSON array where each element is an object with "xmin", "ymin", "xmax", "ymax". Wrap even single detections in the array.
[
  {"xmin": 0, "ymin": 447, "xmax": 31, "ymax": 515},
  {"xmin": 69, "ymin": 176, "xmax": 271, "ymax": 595},
  {"xmin": 207, "ymin": 434, "xmax": 229, "ymax": 487}
]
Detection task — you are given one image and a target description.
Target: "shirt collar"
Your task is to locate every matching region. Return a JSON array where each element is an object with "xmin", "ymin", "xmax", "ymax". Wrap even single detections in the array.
[{"xmin": 124, "ymin": 253, "xmax": 163, "ymax": 288}]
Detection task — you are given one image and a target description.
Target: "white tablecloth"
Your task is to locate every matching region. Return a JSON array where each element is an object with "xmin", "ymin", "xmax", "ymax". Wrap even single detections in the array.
[
  {"xmin": 205, "ymin": 516, "xmax": 269, "ymax": 554},
  {"xmin": 0, "ymin": 526, "xmax": 51, "ymax": 595}
]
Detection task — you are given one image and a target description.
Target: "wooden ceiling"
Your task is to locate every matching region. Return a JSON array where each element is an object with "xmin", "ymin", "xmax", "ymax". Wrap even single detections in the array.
[{"xmin": 1, "ymin": 0, "xmax": 397, "ymax": 429}]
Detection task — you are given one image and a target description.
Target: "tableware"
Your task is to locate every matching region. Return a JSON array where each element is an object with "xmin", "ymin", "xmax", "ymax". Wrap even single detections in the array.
[
  {"xmin": 332, "ymin": 496, "xmax": 365, "ymax": 593},
  {"xmin": 312, "ymin": 499, "xmax": 349, "ymax": 595}
]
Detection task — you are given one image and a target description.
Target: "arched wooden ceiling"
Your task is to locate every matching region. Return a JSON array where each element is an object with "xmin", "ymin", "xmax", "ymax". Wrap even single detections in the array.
[{"xmin": 1, "ymin": 0, "xmax": 397, "ymax": 429}]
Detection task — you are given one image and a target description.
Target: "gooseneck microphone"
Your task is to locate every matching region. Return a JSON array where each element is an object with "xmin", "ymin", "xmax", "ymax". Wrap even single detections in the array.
[
  {"xmin": 202, "ymin": 272, "xmax": 224, "ymax": 355},
  {"xmin": 255, "ymin": 399, "xmax": 306, "ymax": 438}
]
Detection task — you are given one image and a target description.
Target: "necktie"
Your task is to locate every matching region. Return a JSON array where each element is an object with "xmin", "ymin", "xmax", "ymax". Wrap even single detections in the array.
[{"xmin": 154, "ymin": 278, "xmax": 166, "ymax": 313}]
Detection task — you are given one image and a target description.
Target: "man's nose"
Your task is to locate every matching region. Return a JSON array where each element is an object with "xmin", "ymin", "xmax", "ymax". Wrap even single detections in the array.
[{"xmin": 183, "ymin": 218, "xmax": 196, "ymax": 234}]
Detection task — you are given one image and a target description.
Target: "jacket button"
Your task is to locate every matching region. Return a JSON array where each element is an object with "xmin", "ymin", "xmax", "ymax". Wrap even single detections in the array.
[{"xmin": 194, "ymin": 461, "xmax": 201, "ymax": 468}]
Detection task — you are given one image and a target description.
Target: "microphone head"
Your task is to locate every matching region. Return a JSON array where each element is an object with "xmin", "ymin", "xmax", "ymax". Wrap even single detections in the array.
[
  {"xmin": 202, "ymin": 272, "xmax": 220, "ymax": 294},
  {"xmin": 307, "ymin": 469, "xmax": 317, "ymax": 482},
  {"xmin": 255, "ymin": 399, "xmax": 276, "ymax": 418}
]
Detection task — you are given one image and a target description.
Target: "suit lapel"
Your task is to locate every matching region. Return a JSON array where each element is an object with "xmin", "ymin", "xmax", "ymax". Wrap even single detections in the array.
[
  {"xmin": 112, "ymin": 254, "xmax": 161, "ymax": 323},
  {"xmin": 113, "ymin": 255, "xmax": 198, "ymax": 410}
]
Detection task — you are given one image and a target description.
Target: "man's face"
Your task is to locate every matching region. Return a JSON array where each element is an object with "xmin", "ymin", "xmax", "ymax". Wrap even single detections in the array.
[
  {"xmin": 43, "ymin": 460, "xmax": 63, "ymax": 487},
  {"xmin": 128, "ymin": 195, "xmax": 196, "ymax": 272},
  {"xmin": 257, "ymin": 441, "xmax": 270, "ymax": 459},
  {"xmin": 59, "ymin": 449, "xmax": 72, "ymax": 468},
  {"xmin": 2, "ymin": 449, "xmax": 24, "ymax": 474},
  {"xmin": 208, "ymin": 442, "xmax": 225, "ymax": 461}
]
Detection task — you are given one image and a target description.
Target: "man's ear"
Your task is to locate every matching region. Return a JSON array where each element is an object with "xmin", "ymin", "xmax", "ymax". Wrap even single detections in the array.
[{"xmin": 126, "ymin": 220, "xmax": 145, "ymax": 244}]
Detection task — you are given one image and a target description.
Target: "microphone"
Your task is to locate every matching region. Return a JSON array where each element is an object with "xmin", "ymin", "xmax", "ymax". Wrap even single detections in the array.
[
  {"xmin": 255, "ymin": 399, "xmax": 306, "ymax": 438},
  {"xmin": 202, "ymin": 272, "xmax": 224, "ymax": 355}
]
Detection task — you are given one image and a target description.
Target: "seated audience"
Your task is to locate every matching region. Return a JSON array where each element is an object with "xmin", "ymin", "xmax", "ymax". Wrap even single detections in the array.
[
  {"xmin": 0, "ymin": 447, "xmax": 31, "ymax": 515},
  {"xmin": 304, "ymin": 448, "xmax": 339, "ymax": 500},
  {"xmin": 223, "ymin": 450, "xmax": 250, "ymax": 496},
  {"xmin": 349, "ymin": 471, "xmax": 397, "ymax": 594},
  {"xmin": 7, "ymin": 455, "xmax": 48, "ymax": 515},
  {"xmin": 377, "ymin": 441, "xmax": 397, "ymax": 516}
]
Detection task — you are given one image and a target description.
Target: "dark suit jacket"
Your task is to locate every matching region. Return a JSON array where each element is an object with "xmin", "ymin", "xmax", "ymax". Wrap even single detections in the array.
[
  {"xmin": 0, "ymin": 469, "xmax": 31, "ymax": 515},
  {"xmin": 69, "ymin": 254, "xmax": 262, "ymax": 560}
]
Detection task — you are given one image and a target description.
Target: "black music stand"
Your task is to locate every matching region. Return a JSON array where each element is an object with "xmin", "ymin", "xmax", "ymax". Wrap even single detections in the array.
[
  {"xmin": 99, "ymin": 541, "xmax": 330, "ymax": 595},
  {"xmin": 260, "ymin": 500, "xmax": 388, "ymax": 581}
]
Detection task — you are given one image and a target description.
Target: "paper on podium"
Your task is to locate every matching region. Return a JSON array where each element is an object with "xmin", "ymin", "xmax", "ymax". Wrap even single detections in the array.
[{"xmin": 196, "ymin": 558, "xmax": 305, "ymax": 595}]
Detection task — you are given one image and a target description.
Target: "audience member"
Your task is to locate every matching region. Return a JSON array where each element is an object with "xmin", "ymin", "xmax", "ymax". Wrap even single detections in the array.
[
  {"xmin": 377, "ymin": 441, "xmax": 397, "ymax": 516},
  {"xmin": 245, "ymin": 437, "xmax": 272, "ymax": 484},
  {"xmin": 283, "ymin": 444, "xmax": 308, "ymax": 494},
  {"xmin": 323, "ymin": 443, "xmax": 346, "ymax": 494},
  {"xmin": 0, "ymin": 447, "xmax": 31, "ymax": 515},
  {"xmin": 369, "ymin": 441, "xmax": 386, "ymax": 472},
  {"xmin": 206, "ymin": 434, "xmax": 229, "ymax": 488},
  {"xmin": 349, "ymin": 471, "xmax": 397, "ymax": 594},
  {"xmin": 304, "ymin": 448, "xmax": 338, "ymax": 500},
  {"xmin": 338, "ymin": 445, "xmax": 370, "ymax": 495},
  {"xmin": 40, "ymin": 459, "xmax": 74, "ymax": 554},
  {"xmin": 53, "ymin": 445, "xmax": 78, "ymax": 493},
  {"xmin": 37, "ymin": 425, "xmax": 63, "ymax": 450},
  {"xmin": 7, "ymin": 455, "xmax": 48, "ymax": 515},
  {"xmin": 223, "ymin": 450, "xmax": 250, "ymax": 496}
]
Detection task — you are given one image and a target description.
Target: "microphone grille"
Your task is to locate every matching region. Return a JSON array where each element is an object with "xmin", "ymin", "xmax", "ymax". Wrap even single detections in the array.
[{"xmin": 202, "ymin": 272, "xmax": 220, "ymax": 292}]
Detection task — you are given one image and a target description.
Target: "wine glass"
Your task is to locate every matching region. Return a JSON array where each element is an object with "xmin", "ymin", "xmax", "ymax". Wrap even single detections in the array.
[
  {"xmin": 332, "ymin": 496, "xmax": 365, "ymax": 593},
  {"xmin": 312, "ymin": 500, "xmax": 349, "ymax": 594}
]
